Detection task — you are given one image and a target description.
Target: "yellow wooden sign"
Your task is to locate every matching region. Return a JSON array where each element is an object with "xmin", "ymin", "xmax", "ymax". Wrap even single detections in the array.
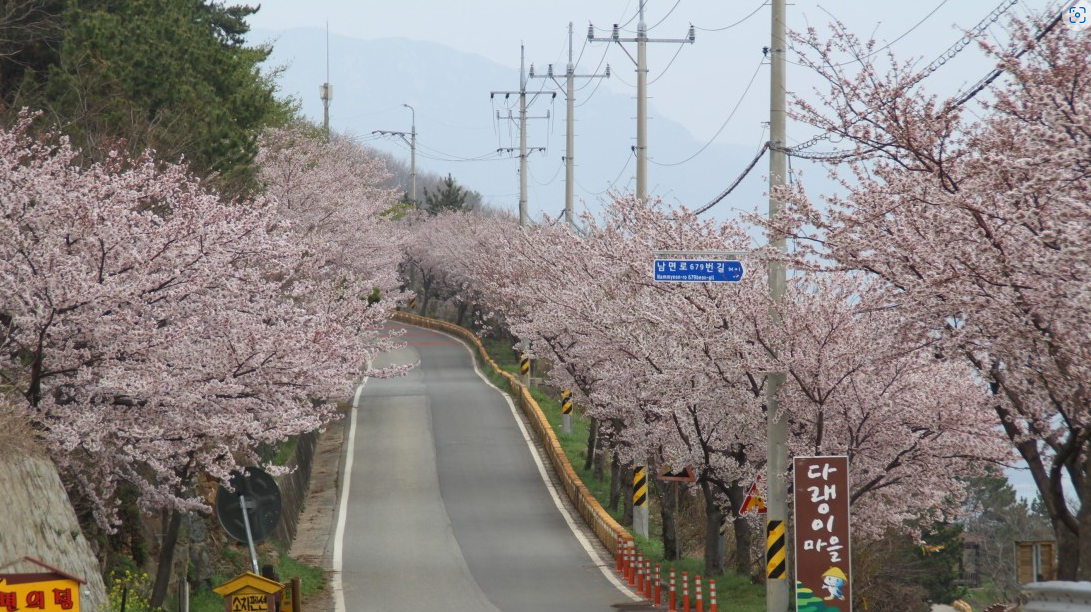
[
  {"xmin": 0, "ymin": 577, "xmax": 81, "ymax": 611},
  {"xmin": 213, "ymin": 572, "xmax": 283, "ymax": 612},
  {"xmin": 0, "ymin": 557, "xmax": 85, "ymax": 612}
]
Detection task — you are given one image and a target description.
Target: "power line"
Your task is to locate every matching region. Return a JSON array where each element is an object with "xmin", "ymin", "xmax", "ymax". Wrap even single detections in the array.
[
  {"xmin": 646, "ymin": 0, "xmax": 683, "ymax": 31},
  {"xmin": 951, "ymin": 9, "xmax": 1065, "ymax": 107},
  {"xmin": 693, "ymin": 2, "xmax": 765, "ymax": 32},
  {"xmin": 651, "ymin": 58, "xmax": 764, "ymax": 167},
  {"xmin": 693, "ymin": 143, "xmax": 769, "ymax": 215},
  {"xmin": 917, "ymin": 0, "xmax": 1020, "ymax": 80},
  {"xmin": 827, "ymin": 0, "xmax": 951, "ymax": 67},
  {"xmin": 576, "ymin": 150, "xmax": 634, "ymax": 197},
  {"xmin": 648, "ymin": 41, "xmax": 689, "ymax": 86},
  {"xmin": 529, "ymin": 157, "xmax": 565, "ymax": 186}
]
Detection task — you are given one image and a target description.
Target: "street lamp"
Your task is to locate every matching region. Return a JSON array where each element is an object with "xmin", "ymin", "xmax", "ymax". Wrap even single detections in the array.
[{"xmin": 403, "ymin": 104, "xmax": 417, "ymax": 208}]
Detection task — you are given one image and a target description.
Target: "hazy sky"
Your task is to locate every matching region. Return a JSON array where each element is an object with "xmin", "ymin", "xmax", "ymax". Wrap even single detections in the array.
[{"xmin": 247, "ymin": 0, "xmax": 1070, "ymax": 151}]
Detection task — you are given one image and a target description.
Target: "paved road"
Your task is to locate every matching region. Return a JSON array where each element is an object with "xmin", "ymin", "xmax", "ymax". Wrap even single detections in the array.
[{"xmin": 338, "ymin": 323, "xmax": 638, "ymax": 612}]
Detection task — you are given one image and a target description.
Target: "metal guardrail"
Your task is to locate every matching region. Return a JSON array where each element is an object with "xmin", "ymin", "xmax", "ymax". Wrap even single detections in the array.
[{"xmin": 1022, "ymin": 581, "xmax": 1091, "ymax": 612}]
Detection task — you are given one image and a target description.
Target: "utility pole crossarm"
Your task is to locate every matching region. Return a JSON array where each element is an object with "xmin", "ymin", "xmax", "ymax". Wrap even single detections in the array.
[
  {"xmin": 489, "ymin": 44, "xmax": 554, "ymax": 228},
  {"xmin": 529, "ymin": 22, "xmax": 611, "ymax": 230},
  {"xmin": 587, "ymin": 6, "xmax": 695, "ymax": 203}
]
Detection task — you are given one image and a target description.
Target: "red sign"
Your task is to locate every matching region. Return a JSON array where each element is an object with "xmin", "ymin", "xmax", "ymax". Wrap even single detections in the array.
[
  {"xmin": 793, "ymin": 456, "xmax": 851, "ymax": 612},
  {"xmin": 657, "ymin": 465, "xmax": 697, "ymax": 482},
  {"xmin": 739, "ymin": 476, "xmax": 766, "ymax": 515}
]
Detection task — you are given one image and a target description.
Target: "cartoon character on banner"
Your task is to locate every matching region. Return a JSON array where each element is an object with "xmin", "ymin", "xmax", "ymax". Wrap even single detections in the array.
[{"xmin": 821, "ymin": 567, "xmax": 848, "ymax": 601}]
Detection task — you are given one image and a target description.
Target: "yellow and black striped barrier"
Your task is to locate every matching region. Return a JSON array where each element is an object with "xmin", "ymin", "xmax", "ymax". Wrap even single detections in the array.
[
  {"xmin": 633, "ymin": 466, "xmax": 648, "ymax": 507},
  {"xmin": 767, "ymin": 519, "xmax": 786, "ymax": 580},
  {"xmin": 407, "ymin": 296, "xmax": 416, "ymax": 310},
  {"xmin": 561, "ymin": 389, "xmax": 573, "ymax": 415},
  {"xmin": 519, "ymin": 354, "xmax": 530, "ymax": 376}
]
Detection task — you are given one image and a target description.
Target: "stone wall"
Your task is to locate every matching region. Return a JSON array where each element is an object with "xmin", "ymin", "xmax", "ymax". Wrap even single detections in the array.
[
  {"xmin": 0, "ymin": 454, "xmax": 107, "ymax": 612},
  {"xmin": 271, "ymin": 431, "xmax": 318, "ymax": 547}
]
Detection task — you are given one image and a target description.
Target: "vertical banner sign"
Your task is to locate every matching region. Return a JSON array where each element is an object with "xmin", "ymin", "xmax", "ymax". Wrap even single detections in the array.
[{"xmin": 793, "ymin": 456, "xmax": 851, "ymax": 612}]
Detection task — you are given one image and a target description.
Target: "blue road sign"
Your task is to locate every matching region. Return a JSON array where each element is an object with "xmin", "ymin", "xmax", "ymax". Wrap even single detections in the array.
[{"xmin": 653, "ymin": 258, "xmax": 745, "ymax": 283}]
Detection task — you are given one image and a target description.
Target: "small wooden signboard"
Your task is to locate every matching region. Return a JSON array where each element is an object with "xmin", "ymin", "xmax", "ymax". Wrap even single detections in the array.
[
  {"xmin": 0, "ymin": 556, "xmax": 85, "ymax": 612},
  {"xmin": 213, "ymin": 572, "xmax": 284, "ymax": 612}
]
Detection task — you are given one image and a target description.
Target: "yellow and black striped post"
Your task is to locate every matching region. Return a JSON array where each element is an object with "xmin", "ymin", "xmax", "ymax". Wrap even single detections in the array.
[
  {"xmin": 519, "ymin": 354, "xmax": 530, "ymax": 386},
  {"xmin": 561, "ymin": 389, "xmax": 573, "ymax": 434},
  {"xmin": 766, "ymin": 520, "xmax": 787, "ymax": 581},
  {"xmin": 407, "ymin": 296, "xmax": 416, "ymax": 310},
  {"xmin": 633, "ymin": 465, "xmax": 649, "ymax": 537}
]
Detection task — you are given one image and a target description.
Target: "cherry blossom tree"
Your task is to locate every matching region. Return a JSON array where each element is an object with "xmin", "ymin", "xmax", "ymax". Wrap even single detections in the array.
[
  {"xmin": 782, "ymin": 18, "xmax": 1091, "ymax": 577},
  {"xmin": 411, "ymin": 193, "xmax": 1009, "ymax": 576},
  {"xmin": 0, "ymin": 116, "xmax": 408, "ymax": 604}
]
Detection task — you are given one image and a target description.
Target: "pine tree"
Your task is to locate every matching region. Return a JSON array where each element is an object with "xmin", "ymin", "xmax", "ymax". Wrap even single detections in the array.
[{"xmin": 424, "ymin": 173, "xmax": 468, "ymax": 215}]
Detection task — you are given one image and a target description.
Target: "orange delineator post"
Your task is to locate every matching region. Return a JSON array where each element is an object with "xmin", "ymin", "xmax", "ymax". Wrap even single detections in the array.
[
  {"xmin": 641, "ymin": 559, "xmax": 649, "ymax": 599},
  {"xmin": 654, "ymin": 563, "xmax": 661, "ymax": 605},
  {"xmin": 628, "ymin": 549, "xmax": 636, "ymax": 586},
  {"xmin": 616, "ymin": 536, "xmax": 623, "ymax": 573},
  {"xmin": 669, "ymin": 567, "xmax": 677, "ymax": 612},
  {"xmin": 710, "ymin": 579, "xmax": 718, "ymax": 612},
  {"xmin": 625, "ymin": 543, "xmax": 634, "ymax": 584},
  {"xmin": 682, "ymin": 571, "xmax": 690, "ymax": 612},
  {"xmin": 636, "ymin": 552, "xmax": 644, "ymax": 592},
  {"xmin": 696, "ymin": 574, "xmax": 704, "ymax": 612}
]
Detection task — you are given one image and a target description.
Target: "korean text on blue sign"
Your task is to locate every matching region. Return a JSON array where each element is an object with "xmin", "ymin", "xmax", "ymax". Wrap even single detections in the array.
[{"xmin": 653, "ymin": 259, "xmax": 744, "ymax": 283}]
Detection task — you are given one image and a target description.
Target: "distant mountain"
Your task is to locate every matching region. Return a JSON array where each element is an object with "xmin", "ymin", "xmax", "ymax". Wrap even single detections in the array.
[{"xmin": 251, "ymin": 27, "xmax": 776, "ymax": 222}]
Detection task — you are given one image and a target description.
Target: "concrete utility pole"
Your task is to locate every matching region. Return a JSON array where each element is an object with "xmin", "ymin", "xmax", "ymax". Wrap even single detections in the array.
[
  {"xmin": 529, "ymin": 23, "xmax": 609, "ymax": 229},
  {"xmin": 320, "ymin": 23, "xmax": 332, "ymax": 142},
  {"xmin": 404, "ymin": 103, "xmax": 417, "ymax": 206},
  {"xmin": 371, "ymin": 111, "xmax": 418, "ymax": 208},
  {"xmin": 766, "ymin": 0, "xmax": 790, "ymax": 610},
  {"xmin": 491, "ymin": 44, "xmax": 551, "ymax": 228},
  {"xmin": 589, "ymin": 2, "xmax": 694, "ymax": 202}
]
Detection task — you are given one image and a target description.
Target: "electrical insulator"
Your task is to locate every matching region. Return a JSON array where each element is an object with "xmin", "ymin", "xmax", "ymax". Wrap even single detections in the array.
[
  {"xmin": 688, "ymin": 25, "xmax": 696, "ymax": 43},
  {"xmin": 605, "ymin": 65, "xmax": 612, "ymax": 78},
  {"xmin": 587, "ymin": 23, "xmax": 594, "ymax": 40},
  {"xmin": 547, "ymin": 64, "xmax": 554, "ymax": 77},
  {"xmin": 612, "ymin": 24, "xmax": 620, "ymax": 40},
  {"xmin": 529, "ymin": 64, "xmax": 535, "ymax": 77}
]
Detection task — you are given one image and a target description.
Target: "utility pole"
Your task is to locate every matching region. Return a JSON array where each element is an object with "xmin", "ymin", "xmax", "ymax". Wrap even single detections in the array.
[
  {"xmin": 766, "ymin": 0, "xmax": 789, "ymax": 610},
  {"xmin": 320, "ymin": 23, "xmax": 332, "ymax": 142},
  {"xmin": 529, "ymin": 23, "xmax": 609, "ymax": 229},
  {"xmin": 491, "ymin": 44, "xmax": 551, "ymax": 228},
  {"xmin": 404, "ymin": 104, "xmax": 417, "ymax": 207},
  {"xmin": 589, "ymin": 2, "xmax": 694, "ymax": 202},
  {"xmin": 371, "ymin": 111, "xmax": 418, "ymax": 208}
]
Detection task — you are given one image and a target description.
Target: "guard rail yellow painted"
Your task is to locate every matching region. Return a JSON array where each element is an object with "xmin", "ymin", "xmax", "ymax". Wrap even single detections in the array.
[{"xmin": 392, "ymin": 311, "xmax": 633, "ymax": 558}]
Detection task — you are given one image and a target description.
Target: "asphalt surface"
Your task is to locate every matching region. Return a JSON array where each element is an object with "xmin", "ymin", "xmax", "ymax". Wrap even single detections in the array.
[{"xmin": 339, "ymin": 323, "xmax": 639, "ymax": 611}]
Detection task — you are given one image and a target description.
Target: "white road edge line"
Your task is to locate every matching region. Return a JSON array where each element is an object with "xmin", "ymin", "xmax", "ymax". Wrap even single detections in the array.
[
  {"xmin": 441, "ymin": 329, "xmax": 641, "ymax": 602},
  {"xmin": 332, "ymin": 378, "xmax": 367, "ymax": 612}
]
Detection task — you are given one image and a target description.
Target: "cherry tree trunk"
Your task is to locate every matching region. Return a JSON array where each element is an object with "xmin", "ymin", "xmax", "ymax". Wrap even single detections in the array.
[
  {"xmin": 658, "ymin": 481, "xmax": 682, "ymax": 560},
  {"xmin": 583, "ymin": 417, "xmax": 598, "ymax": 472},
  {"xmin": 701, "ymin": 480, "xmax": 724, "ymax": 576},
  {"xmin": 593, "ymin": 445, "xmax": 606, "ymax": 481},
  {"xmin": 609, "ymin": 454, "xmax": 622, "ymax": 512},
  {"xmin": 622, "ymin": 464, "xmax": 634, "ymax": 527},
  {"xmin": 455, "ymin": 302, "xmax": 468, "ymax": 327},
  {"xmin": 1081, "ymin": 450, "xmax": 1091, "ymax": 580},
  {"xmin": 1055, "ymin": 519, "xmax": 1079, "ymax": 580},
  {"xmin": 150, "ymin": 509, "xmax": 183, "ymax": 609},
  {"xmin": 724, "ymin": 482, "xmax": 754, "ymax": 577}
]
